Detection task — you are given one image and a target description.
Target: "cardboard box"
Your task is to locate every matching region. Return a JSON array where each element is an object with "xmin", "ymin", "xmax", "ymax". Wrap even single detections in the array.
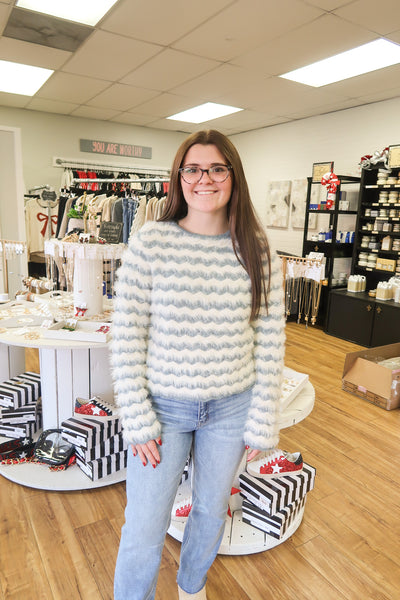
[
  {"xmin": 342, "ymin": 343, "xmax": 400, "ymax": 410},
  {"xmin": 239, "ymin": 463, "xmax": 316, "ymax": 515},
  {"xmin": 242, "ymin": 496, "xmax": 306, "ymax": 539}
]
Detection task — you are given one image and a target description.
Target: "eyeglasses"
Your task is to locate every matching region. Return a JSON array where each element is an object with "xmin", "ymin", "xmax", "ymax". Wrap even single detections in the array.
[{"xmin": 179, "ymin": 165, "xmax": 232, "ymax": 184}]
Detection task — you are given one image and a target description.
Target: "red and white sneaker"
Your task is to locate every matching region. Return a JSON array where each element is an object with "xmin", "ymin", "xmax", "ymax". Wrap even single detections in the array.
[
  {"xmin": 171, "ymin": 496, "xmax": 193, "ymax": 521},
  {"xmin": 74, "ymin": 396, "xmax": 114, "ymax": 417},
  {"xmin": 246, "ymin": 449, "xmax": 303, "ymax": 479}
]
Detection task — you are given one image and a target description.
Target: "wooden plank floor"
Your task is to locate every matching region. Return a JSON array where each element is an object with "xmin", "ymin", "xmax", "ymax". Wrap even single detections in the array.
[{"xmin": 1, "ymin": 323, "xmax": 399, "ymax": 599}]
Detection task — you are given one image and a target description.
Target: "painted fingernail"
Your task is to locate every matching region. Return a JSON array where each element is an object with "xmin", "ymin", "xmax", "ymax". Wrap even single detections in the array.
[
  {"xmin": 245, "ymin": 445, "xmax": 249, "ymax": 450},
  {"xmin": 142, "ymin": 462, "xmax": 146, "ymax": 466},
  {"xmin": 152, "ymin": 464, "xmax": 156, "ymax": 469},
  {"xmin": 158, "ymin": 439, "xmax": 162, "ymax": 446}
]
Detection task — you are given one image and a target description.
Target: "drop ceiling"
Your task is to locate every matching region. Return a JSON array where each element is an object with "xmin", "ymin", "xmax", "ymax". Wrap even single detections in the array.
[{"xmin": 0, "ymin": 0, "xmax": 400, "ymax": 135}]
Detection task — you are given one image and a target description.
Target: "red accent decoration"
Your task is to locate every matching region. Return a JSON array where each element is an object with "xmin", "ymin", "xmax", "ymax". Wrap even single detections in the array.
[{"xmin": 37, "ymin": 213, "xmax": 58, "ymax": 237}]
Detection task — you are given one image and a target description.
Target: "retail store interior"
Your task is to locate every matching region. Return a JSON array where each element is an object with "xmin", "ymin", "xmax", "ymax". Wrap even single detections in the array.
[{"xmin": 0, "ymin": 1, "xmax": 399, "ymax": 599}]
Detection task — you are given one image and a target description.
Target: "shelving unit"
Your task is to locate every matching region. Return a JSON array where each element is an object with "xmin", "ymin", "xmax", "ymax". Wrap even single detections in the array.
[
  {"xmin": 302, "ymin": 174, "xmax": 360, "ymax": 324},
  {"xmin": 351, "ymin": 166, "xmax": 400, "ymax": 288},
  {"xmin": 325, "ymin": 164, "xmax": 400, "ymax": 346}
]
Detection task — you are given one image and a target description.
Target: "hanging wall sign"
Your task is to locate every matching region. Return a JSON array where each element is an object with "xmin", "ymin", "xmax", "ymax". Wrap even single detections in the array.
[{"xmin": 80, "ymin": 138, "xmax": 152, "ymax": 159}]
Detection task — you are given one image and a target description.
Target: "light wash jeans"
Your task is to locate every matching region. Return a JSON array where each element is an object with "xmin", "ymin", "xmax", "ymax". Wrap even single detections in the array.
[{"xmin": 114, "ymin": 388, "xmax": 252, "ymax": 600}]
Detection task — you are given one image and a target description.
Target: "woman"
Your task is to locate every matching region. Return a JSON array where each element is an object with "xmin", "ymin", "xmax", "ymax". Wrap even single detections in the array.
[{"xmin": 111, "ymin": 130, "xmax": 285, "ymax": 599}]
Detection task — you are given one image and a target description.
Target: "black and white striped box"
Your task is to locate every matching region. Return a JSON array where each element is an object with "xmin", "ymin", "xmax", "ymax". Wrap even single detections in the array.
[
  {"xmin": 0, "ymin": 421, "xmax": 39, "ymax": 439},
  {"xmin": 76, "ymin": 449, "xmax": 128, "ymax": 481},
  {"xmin": 239, "ymin": 463, "xmax": 316, "ymax": 516},
  {"xmin": 242, "ymin": 496, "xmax": 306, "ymax": 539},
  {"xmin": 0, "ymin": 402, "xmax": 42, "ymax": 425},
  {"xmin": 74, "ymin": 432, "xmax": 127, "ymax": 462},
  {"xmin": 0, "ymin": 372, "xmax": 41, "ymax": 409},
  {"xmin": 61, "ymin": 414, "xmax": 122, "ymax": 449}
]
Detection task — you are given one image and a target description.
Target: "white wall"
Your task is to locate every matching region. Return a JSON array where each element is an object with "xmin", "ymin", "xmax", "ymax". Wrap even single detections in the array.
[
  {"xmin": 0, "ymin": 107, "xmax": 186, "ymax": 193},
  {"xmin": 232, "ymin": 96, "xmax": 400, "ymax": 255}
]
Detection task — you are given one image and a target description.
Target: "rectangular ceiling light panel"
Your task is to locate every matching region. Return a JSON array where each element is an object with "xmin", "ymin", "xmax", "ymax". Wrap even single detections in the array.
[
  {"xmin": 0, "ymin": 60, "xmax": 53, "ymax": 95},
  {"xmin": 167, "ymin": 102, "xmax": 242, "ymax": 123},
  {"xmin": 280, "ymin": 39, "xmax": 400, "ymax": 87},
  {"xmin": 16, "ymin": 0, "xmax": 119, "ymax": 26}
]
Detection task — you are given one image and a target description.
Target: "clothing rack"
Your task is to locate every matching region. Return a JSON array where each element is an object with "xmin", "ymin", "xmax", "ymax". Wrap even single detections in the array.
[
  {"xmin": 53, "ymin": 156, "xmax": 170, "ymax": 177},
  {"xmin": 70, "ymin": 178, "xmax": 169, "ymax": 184}
]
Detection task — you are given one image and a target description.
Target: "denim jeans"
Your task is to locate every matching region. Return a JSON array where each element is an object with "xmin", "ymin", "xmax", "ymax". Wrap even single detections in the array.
[{"xmin": 114, "ymin": 388, "xmax": 252, "ymax": 600}]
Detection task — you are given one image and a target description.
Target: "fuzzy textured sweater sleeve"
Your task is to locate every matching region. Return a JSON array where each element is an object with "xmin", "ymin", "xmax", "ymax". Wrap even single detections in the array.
[
  {"xmin": 244, "ymin": 250, "xmax": 286, "ymax": 451},
  {"xmin": 110, "ymin": 230, "xmax": 162, "ymax": 446}
]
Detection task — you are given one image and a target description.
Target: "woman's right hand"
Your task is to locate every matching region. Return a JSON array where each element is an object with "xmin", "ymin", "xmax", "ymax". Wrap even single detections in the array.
[{"xmin": 132, "ymin": 437, "xmax": 162, "ymax": 468}]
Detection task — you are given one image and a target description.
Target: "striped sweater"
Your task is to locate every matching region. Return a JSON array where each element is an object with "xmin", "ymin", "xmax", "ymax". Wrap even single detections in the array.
[{"xmin": 111, "ymin": 220, "xmax": 285, "ymax": 451}]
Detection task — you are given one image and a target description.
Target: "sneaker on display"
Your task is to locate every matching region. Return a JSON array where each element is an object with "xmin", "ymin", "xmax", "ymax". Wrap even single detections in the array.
[
  {"xmin": 74, "ymin": 396, "xmax": 114, "ymax": 417},
  {"xmin": 246, "ymin": 449, "xmax": 303, "ymax": 479},
  {"xmin": 172, "ymin": 496, "xmax": 193, "ymax": 521}
]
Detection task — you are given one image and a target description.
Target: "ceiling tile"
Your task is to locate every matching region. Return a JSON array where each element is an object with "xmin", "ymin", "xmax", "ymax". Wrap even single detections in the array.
[
  {"xmin": 0, "ymin": 3, "xmax": 11, "ymax": 35},
  {"xmin": 70, "ymin": 106, "xmax": 121, "ymax": 120},
  {"xmin": 61, "ymin": 30, "xmax": 162, "ymax": 82},
  {"xmin": 3, "ymin": 7, "xmax": 92, "ymax": 52},
  {"xmin": 0, "ymin": 90, "xmax": 30, "ymax": 107},
  {"xmin": 110, "ymin": 112, "xmax": 158, "ymax": 126},
  {"xmin": 282, "ymin": 97, "xmax": 366, "ymax": 119},
  {"xmin": 133, "ymin": 93, "xmax": 198, "ymax": 117},
  {"xmin": 334, "ymin": 0, "xmax": 400, "ymax": 35},
  {"xmin": 0, "ymin": 36, "xmax": 71, "ymax": 69},
  {"xmin": 147, "ymin": 118, "xmax": 198, "ymax": 134},
  {"xmin": 172, "ymin": 0, "xmax": 323, "ymax": 61},
  {"xmin": 217, "ymin": 75, "xmax": 350, "ymax": 114},
  {"xmin": 170, "ymin": 64, "xmax": 262, "ymax": 103},
  {"xmin": 87, "ymin": 83, "xmax": 159, "ymax": 111},
  {"xmin": 232, "ymin": 13, "xmax": 375, "ymax": 76},
  {"xmin": 322, "ymin": 63, "xmax": 400, "ymax": 97},
  {"xmin": 205, "ymin": 110, "xmax": 291, "ymax": 131},
  {"xmin": 36, "ymin": 72, "xmax": 111, "ymax": 104},
  {"xmin": 25, "ymin": 97, "xmax": 78, "ymax": 114},
  {"xmin": 121, "ymin": 48, "xmax": 219, "ymax": 91},
  {"xmin": 100, "ymin": 0, "xmax": 233, "ymax": 46},
  {"xmin": 305, "ymin": 0, "xmax": 354, "ymax": 9}
]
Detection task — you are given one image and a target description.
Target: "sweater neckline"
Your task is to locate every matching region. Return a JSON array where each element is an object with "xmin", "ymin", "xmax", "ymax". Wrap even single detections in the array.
[{"xmin": 170, "ymin": 220, "xmax": 231, "ymax": 240}]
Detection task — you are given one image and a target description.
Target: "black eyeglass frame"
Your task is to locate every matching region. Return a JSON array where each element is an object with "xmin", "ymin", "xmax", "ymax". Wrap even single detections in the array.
[{"xmin": 179, "ymin": 165, "xmax": 233, "ymax": 184}]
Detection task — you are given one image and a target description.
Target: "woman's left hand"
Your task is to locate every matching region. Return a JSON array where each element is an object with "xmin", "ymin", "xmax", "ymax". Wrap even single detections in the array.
[{"xmin": 246, "ymin": 447, "xmax": 261, "ymax": 462}]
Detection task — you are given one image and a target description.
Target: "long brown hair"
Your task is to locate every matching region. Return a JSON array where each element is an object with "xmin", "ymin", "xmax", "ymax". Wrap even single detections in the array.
[{"xmin": 159, "ymin": 130, "xmax": 271, "ymax": 320}]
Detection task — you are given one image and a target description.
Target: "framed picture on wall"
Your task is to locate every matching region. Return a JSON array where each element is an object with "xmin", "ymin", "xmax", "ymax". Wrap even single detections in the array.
[
  {"xmin": 266, "ymin": 180, "xmax": 291, "ymax": 228},
  {"xmin": 290, "ymin": 179, "xmax": 317, "ymax": 230}
]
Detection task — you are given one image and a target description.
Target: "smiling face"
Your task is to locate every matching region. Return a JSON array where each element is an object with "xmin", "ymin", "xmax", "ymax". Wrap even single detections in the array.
[{"xmin": 180, "ymin": 143, "xmax": 233, "ymax": 226}]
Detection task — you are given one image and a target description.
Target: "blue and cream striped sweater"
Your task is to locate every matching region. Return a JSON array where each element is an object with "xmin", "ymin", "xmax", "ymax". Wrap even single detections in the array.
[{"xmin": 111, "ymin": 220, "xmax": 285, "ymax": 451}]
